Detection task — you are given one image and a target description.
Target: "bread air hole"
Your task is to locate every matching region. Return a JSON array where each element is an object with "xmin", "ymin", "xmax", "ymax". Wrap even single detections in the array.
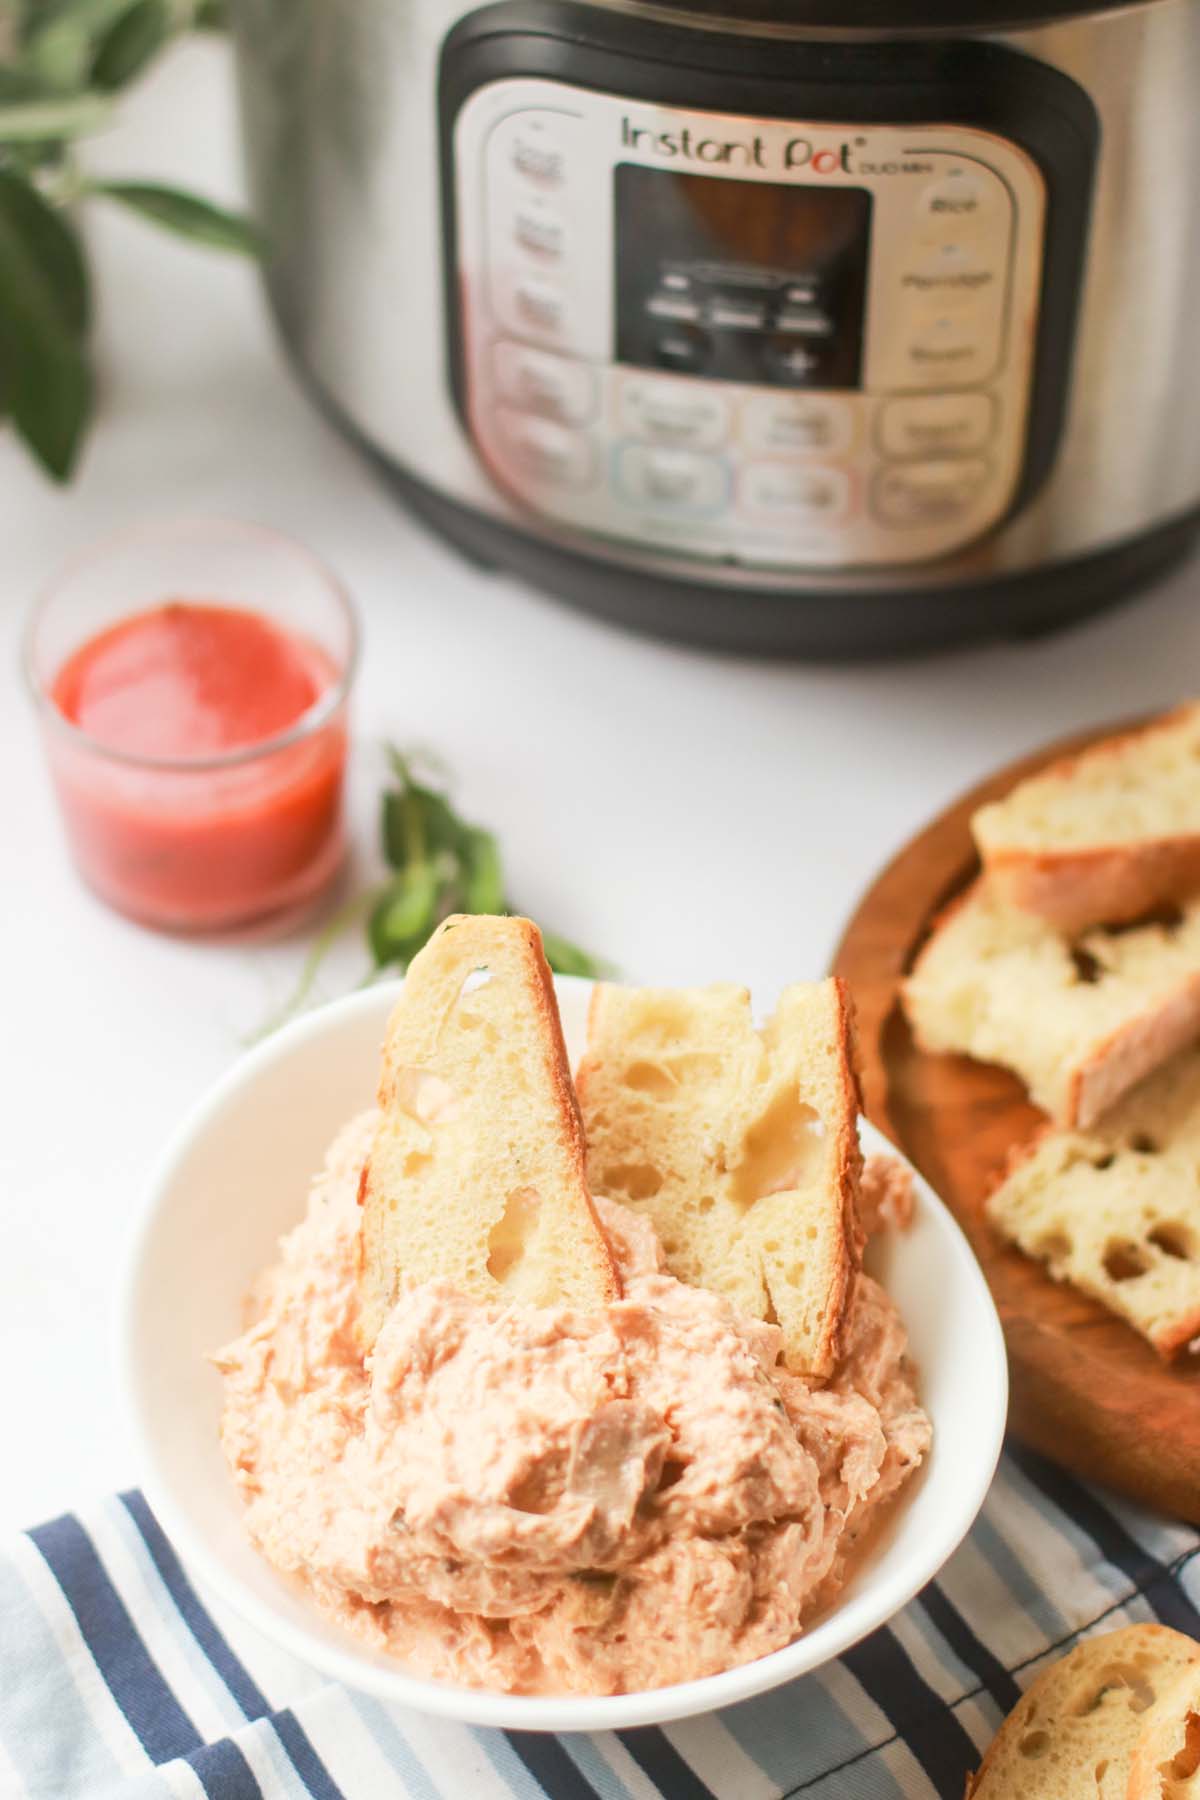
[
  {"xmin": 1071, "ymin": 1663, "xmax": 1156, "ymax": 1715},
  {"xmin": 1131, "ymin": 1134, "xmax": 1160, "ymax": 1155},
  {"xmin": 1149, "ymin": 1223, "xmax": 1197, "ymax": 1261},
  {"xmin": 391, "ymin": 1067, "xmax": 459, "ymax": 1125},
  {"xmin": 601, "ymin": 1162, "xmax": 663, "ymax": 1201},
  {"xmin": 622, "ymin": 1054, "xmax": 722, "ymax": 1095},
  {"xmin": 1018, "ymin": 1730, "xmax": 1050, "ymax": 1758},
  {"xmin": 729, "ymin": 1096, "xmax": 822, "ymax": 1211},
  {"xmin": 487, "ymin": 1186, "xmax": 540, "ymax": 1286},
  {"xmin": 1035, "ymin": 1232, "xmax": 1072, "ymax": 1263},
  {"xmin": 1102, "ymin": 1242, "xmax": 1150, "ymax": 1282},
  {"xmin": 1071, "ymin": 946, "xmax": 1104, "ymax": 984}
]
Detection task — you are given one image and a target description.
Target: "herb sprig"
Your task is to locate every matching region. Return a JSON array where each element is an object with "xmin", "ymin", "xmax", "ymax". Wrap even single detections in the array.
[
  {"xmin": 254, "ymin": 749, "xmax": 609, "ymax": 1038},
  {"xmin": 1, "ymin": 0, "xmax": 258, "ymax": 481}
]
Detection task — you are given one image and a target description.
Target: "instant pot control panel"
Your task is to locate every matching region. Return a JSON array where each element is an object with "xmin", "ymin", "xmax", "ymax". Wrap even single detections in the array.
[{"xmin": 441, "ymin": 16, "xmax": 1095, "ymax": 575}]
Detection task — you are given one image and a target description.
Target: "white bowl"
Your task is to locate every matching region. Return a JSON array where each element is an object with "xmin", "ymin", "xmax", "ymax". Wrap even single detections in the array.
[{"xmin": 122, "ymin": 977, "xmax": 1007, "ymax": 1733}]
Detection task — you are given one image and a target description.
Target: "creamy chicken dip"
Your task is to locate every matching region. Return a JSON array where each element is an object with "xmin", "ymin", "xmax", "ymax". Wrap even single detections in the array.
[{"xmin": 214, "ymin": 1114, "xmax": 931, "ymax": 1696}]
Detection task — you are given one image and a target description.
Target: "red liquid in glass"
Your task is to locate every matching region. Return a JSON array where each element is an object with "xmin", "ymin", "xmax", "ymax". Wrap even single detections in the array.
[{"xmin": 47, "ymin": 601, "xmax": 348, "ymax": 930}]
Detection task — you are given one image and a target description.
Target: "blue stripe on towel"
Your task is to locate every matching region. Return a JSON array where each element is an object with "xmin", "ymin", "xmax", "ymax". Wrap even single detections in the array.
[
  {"xmin": 27, "ymin": 1515, "xmax": 203, "ymax": 1765},
  {"xmin": 505, "ymin": 1731, "xmax": 605, "ymax": 1799},
  {"xmin": 7, "ymin": 1455, "xmax": 1200, "ymax": 1800},
  {"xmin": 118, "ymin": 1492, "xmax": 272, "ymax": 1721},
  {"xmin": 116, "ymin": 1492, "xmax": 346, "ymax": 1800},
  {"xmin": 189, "ymin": 1737, "xmax": 264, "ymax": 1799},
  {"xmin": 918, "ymin": 1581, "xmax": 1022, "ymax": 1715},
  {"xmin": 840, "ymin": 1624, "xmax": 979, "ymax": 1793},
  {"xmin": 1010, "ymin": 1446, "xmax": 1200, "ymax": 1635},
  {"xmin": 617, "ymin": 1727, "xmax": 717, "ymax": 1800}
]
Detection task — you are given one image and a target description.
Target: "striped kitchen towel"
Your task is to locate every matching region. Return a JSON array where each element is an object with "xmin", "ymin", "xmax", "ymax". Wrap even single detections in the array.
[{"xmin": 3, "ymin": 1447, "xmax": 1198, "ymax": 1800}]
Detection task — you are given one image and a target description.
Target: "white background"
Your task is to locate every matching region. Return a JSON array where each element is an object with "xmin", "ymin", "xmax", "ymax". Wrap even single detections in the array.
[{"xmin": 3, "ymin": 38, "xmax": 1199, "ymax": 1531}]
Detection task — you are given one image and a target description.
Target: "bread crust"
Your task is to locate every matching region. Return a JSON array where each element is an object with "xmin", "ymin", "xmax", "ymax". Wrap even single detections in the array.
[
  {"xmin": 968, "ymin": 1625, "xmax": 1200, "ymax": 1798},
  {"xmin": 987, "ymin": 840, "xmax": 1200, "ymax": 936},
  {"xmin": 1069, "ymin": 973, "xmax": 1200, "ymax": 1130},
  {"xmin": 976, "ymin": 704, "xmax": 1200, "ymax": 932},
  {"xmin": 1127, "ymin": 1660, "xmax": 1200, "ymax": 1798},
  {"xmin": 577, "ymin": 977, "xmax": 864, "ymax": 1377},
  {"xmin": 904, "ymin": 879, "xmax": 1200, "ymax": 1130},
  {"xmin": 356, "ymin": 915, "xmax": 618, "ymax": 1348}
]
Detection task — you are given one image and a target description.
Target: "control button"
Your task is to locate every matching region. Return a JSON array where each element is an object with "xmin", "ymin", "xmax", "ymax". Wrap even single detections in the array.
[
  {"xmin": 741, "ymin": 462, "xmax": 851, "ymax": 523},
  {"xmin": 618, "ymin": 378, "xmax": 730, "ymax": 451},
  {"xmin": 508, "ymin": 115, "xmax": 571, "ymax": 187},
  {"xmin": 903, "ymin": 306, "xmax": 991, "ymax": 380},
  {"xmin": 512, "ymin": 198, "xmax": 565, "ymax": 261},
  {"xmin": 873, "ymin": 458, "xmax": 991, "ymax": 526},
  {"xmin": 497, "ymin": 272, "xmax": 566, "ymax": 338},
  {"xmin": 775, "ymin": 308, "xmax": 834, "ymax": 338},
  {"xmin": 878, "ymin": 392, "xmax": 995, "ymax": 459},
  {"xmin": 905, "ymin": 238, "xmax": 998, "ymax": 284},
  {"xmin": 615, "ymin": 443, "xmax": 727, "ymax": 513},
  {"xmin": 764, "ymin": 341, "xmax": 822, "ymax": 384},
  {"xmin": 493, "ymin": 410, "xmax": 595, "ymax": 488},
  {"xmin": 783, "ymin": 280, "xmax": 820, "ymax": 307},
  {"xmin": 919, "ymin": 171, "xmax": 1006, "ymax": 231},
  {"xmin": 743, "ymin": 394, "xmax": 855, "ymax": 457},
  {"xmin": 647, "ymin": 292, "xmax": 702, "ymax": 324},
  {"xmin": 652, "ymin": 324, "xmax": 712, "ymax": 374},
  {"xmin": 492, "ymin": 342, "xmax": 596, "ymax": 425},
  {"xmin": 899, "ymin": 265, "xmax": 998, "ymax": 300},
  {"xmin": 707, "ymin": 298, "xmax": 768, "ymax": 331}
]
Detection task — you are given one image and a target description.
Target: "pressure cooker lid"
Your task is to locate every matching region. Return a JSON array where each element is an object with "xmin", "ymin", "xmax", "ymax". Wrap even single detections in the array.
[{"xmin": 637, "ymin": 0, "xmax": 1145, "ymax": 29}]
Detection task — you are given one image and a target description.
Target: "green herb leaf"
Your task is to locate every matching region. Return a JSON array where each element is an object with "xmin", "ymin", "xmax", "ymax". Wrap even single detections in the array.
[
  {"xmin": 0, "ymin": 168, "xmax": 90, "ymax": 477},
  {"xmin": 0, "ymin": 166, "xmax": 88, "ymax": 330},
  {"xmin": 0, "ymin": 92, "xmax": 113, "ymax": 139},
  {"xmin": 538, "ymin": 930, "xmax": 610, "ymax": 981},
  {"xmin": 461, "ymin": 827, "xmax": 505, "ymax": 915},
  {"xmin": 91, "ymin": 0, "xmax": 170, "ymax": 89},
  {"xmin": 92, "ymin": 180, "xmax": 261, "ymax": 253},
  {"xmin": 192, "ymin": 0, "xmax": 226, "ymax": 26},
  {"xmin": 368, "ymin": 864, "xmax": 441, "ymax": 970}
]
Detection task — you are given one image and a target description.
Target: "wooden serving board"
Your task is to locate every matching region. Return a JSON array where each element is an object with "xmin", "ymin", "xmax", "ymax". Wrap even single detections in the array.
[{"xmin": 832, "ymin": 723, "xmax": 1200, "ymax": 1525}]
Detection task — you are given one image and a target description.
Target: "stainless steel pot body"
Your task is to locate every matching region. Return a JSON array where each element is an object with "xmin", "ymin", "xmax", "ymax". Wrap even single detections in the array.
[{"xmin": 230, "ymin": 0, "xmax": 1200, "ymax": 637}]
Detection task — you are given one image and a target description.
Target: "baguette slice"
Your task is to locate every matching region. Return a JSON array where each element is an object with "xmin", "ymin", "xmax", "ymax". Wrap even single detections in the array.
[
  {"xmin": 1127, "ymin": 1660, "xmax": 1200, "ymax": 1799},
  {"xmin": 966, "ymin": 1625, "xmax": 1200, "ymax": 1799},
  {"xmin": 973, "ymin": 703, "xmax": 1200, "ymax": 933},
  {"xmin": 903, "ymin": 881, "xmax": 1200, "ymax": 1128},
  {"xmin": 987, "ymin": 1049, "xmax": 1200, "ymax": 1358},
  {"xmin": 575, "ymin": 979, "xmax": 862, "ymax": 1376},
  {"xmin": 356, "ymin": 915, "xmax": 618, "ymax": 1347}
]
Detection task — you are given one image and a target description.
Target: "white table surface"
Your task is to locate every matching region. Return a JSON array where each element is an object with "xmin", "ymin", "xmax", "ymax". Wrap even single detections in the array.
[{"xmin": 4, "ymin": 37, "xmax": 1199, "ymax": 1534}]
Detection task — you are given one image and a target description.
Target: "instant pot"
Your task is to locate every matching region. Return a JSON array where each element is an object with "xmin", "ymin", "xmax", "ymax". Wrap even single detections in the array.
[{"xmin": 231, "ymin": 0, "xmax": 1200, "ymax": 655}]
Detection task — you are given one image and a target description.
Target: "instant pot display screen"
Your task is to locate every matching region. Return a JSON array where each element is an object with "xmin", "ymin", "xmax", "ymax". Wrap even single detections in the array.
[{"xmin": 615, "ymin": 164, "xmax": 872, "ymax": 390}]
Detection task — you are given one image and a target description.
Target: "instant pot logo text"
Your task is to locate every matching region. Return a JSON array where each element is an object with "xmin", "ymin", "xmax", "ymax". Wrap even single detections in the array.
[{"xmin": 619, "ymin": 117, "xmax": 933, "ymax": 177}]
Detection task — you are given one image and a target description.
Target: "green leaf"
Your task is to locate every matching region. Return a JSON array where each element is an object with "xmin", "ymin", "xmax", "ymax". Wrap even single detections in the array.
[
  {"xmin": 0, "ymin": 93, "xmax": 113, "ymax": 139},
  {"xmin": 461, "ymin": 828, "xmax": 505, "ymax": 915},
  {"xmin": 538, "ymin": 929, "xmax": 610, "ymax": 980},
  {"xmin": 92, "ymin": 180, "xmax": 261, "ymax": 253},
  {"xmin": 0, "ymin": 168, "xmax": 89, "ymax": 332},
  {"xmin": 368, "ymin": 865, "xmax": 441, "ymax": 969},
  {"xmin": 193, "ymin": 0, "xmax": 226, "ymax": 26},
  {"xmin": 91, "ymin": 0, "xmax": 171, "ymax": 89},
  {"xmin": 0, "ymin": 168, "xmax": 91, "ymax": 477}
]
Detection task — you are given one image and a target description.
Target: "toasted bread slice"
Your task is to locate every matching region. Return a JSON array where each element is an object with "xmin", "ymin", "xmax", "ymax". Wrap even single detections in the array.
[
  {"xmin": 1128, "ymin": 1659, "xmax": 1200, "ymax": 1799},
  {"xmin": 356, "ymin": 915, "xmax": 618, "ymax": 1346},
  {"xmin": 966, "ymin": 1625, "xmax": 1200, "ymax": 1799},
  {"xmin": 903, "ymin": 881, "xmax": 1200, "ymax": 1128},
  {"xmin": 973, "ymin": 703, "xmax": 1200, "ymax": 933},
  {"xmin": 987, "ymin": 1049, "xmax": 1200, "ymax": 1358},
  {"xmin": 575, "ymin": 979, "xmax": 862, "ymax": 1376}
]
